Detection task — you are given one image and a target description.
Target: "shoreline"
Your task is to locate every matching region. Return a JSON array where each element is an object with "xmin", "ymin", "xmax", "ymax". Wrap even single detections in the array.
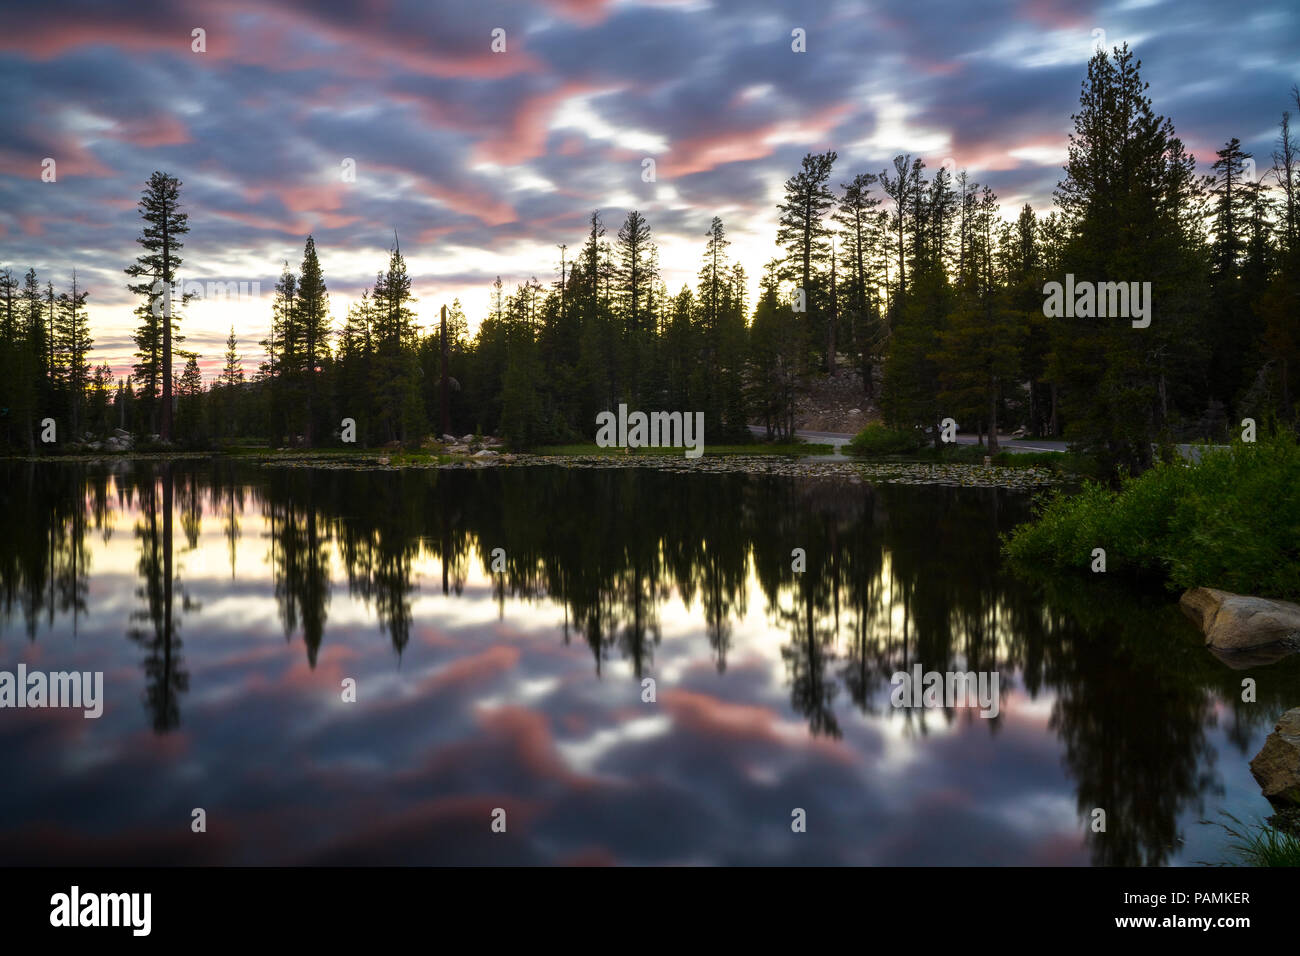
[{"xmin": 4, "ymin": 450, "xmax": 1065, "ymax": 490}]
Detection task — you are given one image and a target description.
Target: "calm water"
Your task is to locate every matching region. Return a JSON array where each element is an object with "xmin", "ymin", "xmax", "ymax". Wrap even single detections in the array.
[{"xmin": 0, "ymin": 460, "xmax": 1294, "ymax": 866}]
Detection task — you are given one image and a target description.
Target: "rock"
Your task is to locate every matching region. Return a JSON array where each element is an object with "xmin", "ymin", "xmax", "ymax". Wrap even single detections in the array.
[
  {"xmin": 461, "ymin": 434, "xmax": 475, "ymax": 443},
  {"xmin": 472, "ymin": 449, "xmax": 497, "ymax": 458},
  {"xmin": 1250, "ymin": 708, "xmax": 1300, "ymax": 808},
  {"xmin": 448, "ymin": 444, "xmax": 469, "ymax": 454},
  {"xmin": 441, "ymin": 434, "xmax": 458, "ymax": 443},
  {"xmin": 1180, "ymin": 587, "xmax": 1300, "ymax": 651},
  {"xmin": 848, "ymin": 408, "xmax": 861, "ymax": 416},
  {"xmin": 1208, "ymin": 644, "xmax": 1298, "ymax": 669}
]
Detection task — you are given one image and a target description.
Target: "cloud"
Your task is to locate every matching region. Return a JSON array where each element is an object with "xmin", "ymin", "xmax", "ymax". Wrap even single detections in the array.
[{"xmin": 0, "ymin": 0, "xmax": 1297, "ymax": 377}]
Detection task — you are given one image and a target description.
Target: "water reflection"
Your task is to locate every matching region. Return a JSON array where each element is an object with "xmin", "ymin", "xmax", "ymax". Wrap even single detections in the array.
[{"xmin": 0, "ymin": 460, "xmax": 1296, "ymax": 866}]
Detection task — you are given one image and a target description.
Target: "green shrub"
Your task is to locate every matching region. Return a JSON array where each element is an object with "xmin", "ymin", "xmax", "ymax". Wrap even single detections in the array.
[
  {"xmin": 1210, "ymin": 812, "xmax": 1300, "ymax": 867},
  {"xmin": 846, "ymin": 423, "xmax": 928, "ymax": 456},
  {"xmin": 1004, "ymin": 432, "xmax": 1300, "ymax": 598}
]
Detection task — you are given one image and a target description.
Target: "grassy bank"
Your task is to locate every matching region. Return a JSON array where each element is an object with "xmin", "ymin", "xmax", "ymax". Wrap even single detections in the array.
[{"xmin": 1003, "ymin": 433, "xmax": 1300, "ymax": 599}]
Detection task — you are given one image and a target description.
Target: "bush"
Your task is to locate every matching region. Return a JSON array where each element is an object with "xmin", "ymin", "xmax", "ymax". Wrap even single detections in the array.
[
  {"xmin": 1004, "ymin": 433, "xmax": 1300, "ymax": 599},
  {"xmin": 846, "ymin": 423, "xmax": 928, "ymax": 456},
  {"xmin": 1210, "ymin": 812, "xmax": 1300, "ymax": 867}
]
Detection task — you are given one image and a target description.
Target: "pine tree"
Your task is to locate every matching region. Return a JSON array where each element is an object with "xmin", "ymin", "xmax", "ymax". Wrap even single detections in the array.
[
  {"xmin": 16, "ymin": 269, "xmax": 44, "ymax": 449},
  {"xmin": 176, "ymin": 354, "xmax": 204, "ymax": 443},
  {"xmin": 261, "ymin": 264, "xmax": 297, "ymax": 445},
  {"xmin": 337, "ymin": 289, "xmax": 374, "ymax": 444},
  {"xmin": 371, "ymin": 245, "xmax": 422, "ymax": 443},
  {"xmin": 218, "ymin": 326, "xmax": 244, "ymax": 439},
  {"xmin": 748, "ymin": 261, "xmax": 798, "ymax": 440},
  {"xmin": 124, "ymin": 171, "xmax": 190, "ymax": 441},
  {"xmin": 836, "ymin": 172, "xmax": 885, "ymax": 395},
  {"xmin": 932, "ymin": 186, "xmax": 1020, "ymax": 451},
  {"xmin": 1207, "ymin": 138, "xmax": 1256, "ymax": 404},
  {"xmin": 694, "ymin": 218, "xmax": 732, "ymax": 433},
  {"xmin": 295, "ymin": 235, "xmax": 330, "ymax": 446},
  {"xmin": 617, "ymin": 210, "xmax": 655, "ymax": 334},
  {"xmin": 56, "ymin": 270, "xmax": 92, "ymax": 435},
  {"xmin": 0, "ymin": 269, "xmax": 17, "ymax": 449},
  {"xmin": 776, "ymin": 151, "xmax": 837, "ymax": 371},
  {"xmin": 1051, "ymin": 44, "xmax": 1209, "ymax": 473},
  {"xmin": 221, "ymin": 326, "xmax": 244, "ymax": 388},
  {"xmin": 1261, "ymin": 90, "xmax": 1300, "ymax": 417}
]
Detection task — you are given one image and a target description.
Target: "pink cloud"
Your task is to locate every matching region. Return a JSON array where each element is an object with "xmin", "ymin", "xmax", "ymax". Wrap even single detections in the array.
[
  {"xmin": 542, "ymin": 0, "xmax": 614, "ymax": 24},
  {"xmin": 279, "ymin": 182, "xmax": 346, "ymax": 213},
  {"xmin": 477, "ymin": 705, "xmax": 600, "ymax": 790},
  {"xmin": 662, "ymin": 102, "xmax": 853, "ymax": 178},
  {"xmin": 422, "ymin": 644, "xmax": 521, "ymax": 693},
  {"xmin": 0, "ymin": 135, "xmax": 114, "ymax": 179},
  {"xmin": 421, "ymin": 182, "xmax": 517, "ymax": 227},
  {"xmin": 106, "ymin": 113, "xmax": 192, "ymax": 148},
  {"xmin": 472, "ymin": 82, "xmax": 597, "ymax": 166}
]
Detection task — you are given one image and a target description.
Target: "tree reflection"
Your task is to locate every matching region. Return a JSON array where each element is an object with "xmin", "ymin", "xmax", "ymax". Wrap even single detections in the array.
[
  {"xmin": 1, "ymin": 458, "xmax": 1298, "ymax": 868},
  {"xmin": 126, "ymin": 463, "xmax": 192, "ymax": 732}
]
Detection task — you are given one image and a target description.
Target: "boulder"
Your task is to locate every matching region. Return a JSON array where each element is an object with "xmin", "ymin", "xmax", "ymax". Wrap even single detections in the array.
[
  {"xmin": 1207, "ymin": 643, "xmax": 1298, "ymax": 670},
  {"xmin": 441, "ymin": 434, "xmax": 458, "ymax": 443},
  {"xmin": 1179, "ymin": 587, "xmax": 1300, "ymax": 651},
  {"xmin": 113, "ymin": 428, "xmax": 131, "ymax": 440},
  {"xmin": 1250, "ymin": 708, "xmax": 1300, "ymax": 808},
  {"xmin": 472, "ymin": 449, "xmax": 497, "ymax": 458}
]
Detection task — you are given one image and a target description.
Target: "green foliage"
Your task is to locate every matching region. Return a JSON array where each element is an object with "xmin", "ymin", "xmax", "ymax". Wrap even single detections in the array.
[
  {"xmin": 1005, "ymin": 433, "xmax": 1300, "ymax": 597},
  {"xmin": 1210, "ymin": 812, "xmax": 1300, "ymax": 867},
  {"xmin": 846, "ymin": 422, "xmax": 928, "ymax": 456}
]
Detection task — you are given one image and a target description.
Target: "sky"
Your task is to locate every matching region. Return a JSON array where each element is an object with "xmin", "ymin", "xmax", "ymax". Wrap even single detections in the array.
[{"xmin": 1, "ymin": 0, "xmax": 1297, "ymax": 379}]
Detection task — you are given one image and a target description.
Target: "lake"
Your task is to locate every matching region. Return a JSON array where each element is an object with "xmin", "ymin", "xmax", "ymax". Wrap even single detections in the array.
[{"xmin": 0, "ymin": 459, "xmax": 1294, "ymax": 865}]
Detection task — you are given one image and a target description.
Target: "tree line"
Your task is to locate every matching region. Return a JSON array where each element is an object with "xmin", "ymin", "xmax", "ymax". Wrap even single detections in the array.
[{"xmin": 2, "ymin": 45, "xmax": 1297, "ymax": 475}]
